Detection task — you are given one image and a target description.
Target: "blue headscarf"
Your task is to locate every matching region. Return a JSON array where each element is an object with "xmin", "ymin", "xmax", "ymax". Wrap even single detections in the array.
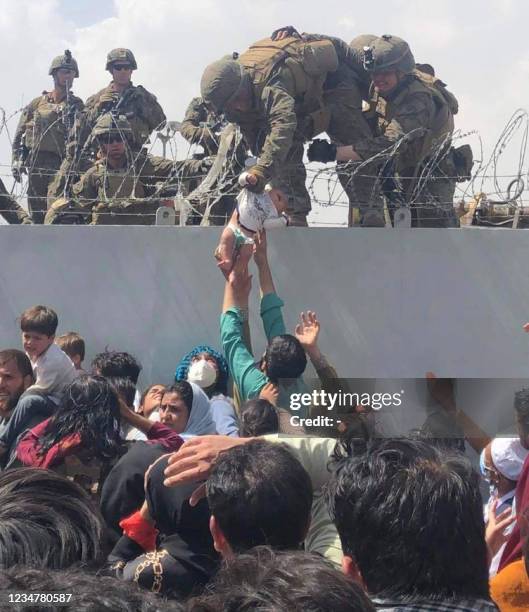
[{"xmin": 174, "ymin": 344, "xmax": 229, "ymax": 396}]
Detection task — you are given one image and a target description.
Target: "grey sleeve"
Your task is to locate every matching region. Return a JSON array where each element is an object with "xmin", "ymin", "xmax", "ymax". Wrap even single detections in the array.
[{"xmin": 0, "ymin": 395, "xmax": 53, "ymax": 449}]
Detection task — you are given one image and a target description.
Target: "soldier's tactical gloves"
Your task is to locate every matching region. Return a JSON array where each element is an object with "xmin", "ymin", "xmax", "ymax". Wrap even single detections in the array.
[
  {"xmin": 307, "ymin": 139, "xmax": 337, "ymax": 163},
  {"xmin": 244, "ymin": 166, "xmax": 267, "ymax": 193}
]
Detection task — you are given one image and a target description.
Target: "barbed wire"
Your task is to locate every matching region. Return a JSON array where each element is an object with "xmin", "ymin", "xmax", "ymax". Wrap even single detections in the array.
[{"xmin": 2, "ymin": 102, "xmax": 529, "ymax": 225}]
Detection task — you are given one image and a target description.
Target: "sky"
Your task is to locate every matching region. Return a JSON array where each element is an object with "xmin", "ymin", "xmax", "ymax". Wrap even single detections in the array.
[{"xmin": 0, "ymin": 0, "xmax": 528, "ymax": 226}]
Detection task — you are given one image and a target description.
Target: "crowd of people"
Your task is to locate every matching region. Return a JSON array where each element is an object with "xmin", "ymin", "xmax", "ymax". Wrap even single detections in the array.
[
  {"xmin": 0, "ymin": 25, "xmax": 474, "ymax": 229},
  {"xmin": 0, "ymin": 225, "xmax": 528, "ymax": 611}
]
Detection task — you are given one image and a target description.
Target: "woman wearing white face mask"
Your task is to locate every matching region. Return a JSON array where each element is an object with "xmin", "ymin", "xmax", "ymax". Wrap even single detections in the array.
[{"xmin": 175, "ymin": 345, "xmax": 239, "ymax": 437}]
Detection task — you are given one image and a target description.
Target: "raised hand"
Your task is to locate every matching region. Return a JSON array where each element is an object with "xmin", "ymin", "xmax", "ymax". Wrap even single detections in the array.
[{"xmin": 295, "ymin": 311, "xmax": 320, "ymax": 350}]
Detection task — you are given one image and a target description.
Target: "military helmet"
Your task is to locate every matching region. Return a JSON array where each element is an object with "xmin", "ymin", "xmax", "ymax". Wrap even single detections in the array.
[
  {"xmin": 92, "ymin": 113, "xmax": 132, "ymax": 139},
  {"xmin": 200, "ymin": 54, "xmax": 246, "ymax": 114},
  {"xmin": 349, "ymin": 34, "xmax": 377, "ymax": 53},
  {"xmin": 49, "ymin": 49, "xmax": 79, "ymax": 78},
  {"xmin": 106, "ymin": 48, "xmax": 137, "ymax": 71},
  {"xmin": 363, "ymin": 34, "xmax": 415, "ymax": 74}
]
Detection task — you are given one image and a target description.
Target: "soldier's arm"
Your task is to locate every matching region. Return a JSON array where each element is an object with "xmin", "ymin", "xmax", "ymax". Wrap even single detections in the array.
[
  {"xmin": 137, "ymin": 86, "xmax": 166, "ymax": 131},
  {"xmin": 353, "ymin": 92, "xmax": 433, "ymax": 161},
  {"xmin": 71, "ymin": 168, "xmax": 99, "ymax": 207},
  {"xmin": 0, "ymin": 180, "xmax": 32, "ymax": 224},
  {"xmin": 12, "ymin": 101, "xmax": 35, "ymax": 161},
  {"xmin": 256, "ymin": 74, "xmax": 298, "ymax": 179},
  {"xmin": 179, "ymin": 97, "xmax": 207, "ymax": 144}
]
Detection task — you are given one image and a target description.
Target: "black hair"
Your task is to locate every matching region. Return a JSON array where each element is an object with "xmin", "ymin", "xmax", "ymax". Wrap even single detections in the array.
[
  {"xmin": 239, "ymin": 399, "xmax": 279, "ymax": 437},
  {"xmin": 163, "ymin": 382, "xmax": 194, "ymax": 415},
  {"xmin": 139, "ymin": 383, "xmax": 165, "ymax": 409},
  {"xmin": 91, "ymin": 351, "xmax": 142, "ymax": 384},
  {"xmin": 107, "ymin": 376, "xmax": 137, "ymax": 408},
  {"xmin": 0, "ymin": 468, "xmax": 103, "ymax": 569},
  {"xmin": 0, "ymin": 349, "xmax": 33, "ymax": 378},
  {"xmin": 0, "ymin": 566, "xmax": 184, "ymax": 611},
  {"xmin": 39, "ymin": 375, "xmax": 123, "ymax": 462},
  {"xmin": 190, "ymin": 546, "xmax": 374, "ymax": 612},
  {"xmin": 20, "ymin": 305, "xmax": 58, "ymax": 337},
  {"xmin": 264, "ymin": 334, "xmax": 307, "ymax": 383},
  {"xmin": 326, "ymin": 437, "xmax": 490, "ymax": 601},
  {"xmin": 206, "ymin": 440, "xmax": 312, "ymax": 553}
]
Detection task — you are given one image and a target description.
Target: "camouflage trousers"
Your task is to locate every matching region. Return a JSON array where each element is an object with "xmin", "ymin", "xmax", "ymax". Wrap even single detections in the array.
[
  {"xmin": 26, "ymin": 151, "xmax": 62, "ymax": 224},
  {"xmin": 403, "ymin": 155, "xmax": 460, "ymax": 228},
  {"xmin": 325, "ymin": 87, "xmax": 384, "ymax": 227},
  {"xmin": 270, "ymin": 136, "xmax": 310, "ymax": 227}
]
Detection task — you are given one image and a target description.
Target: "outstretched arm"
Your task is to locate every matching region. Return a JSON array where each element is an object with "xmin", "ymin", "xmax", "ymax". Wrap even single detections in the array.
[{"xmin": 426, "ymin": 372, "xmax": 491, "ymax": 453}]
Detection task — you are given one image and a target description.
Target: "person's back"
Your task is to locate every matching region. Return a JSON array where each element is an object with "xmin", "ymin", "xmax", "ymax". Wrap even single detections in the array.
[{"xmin": 327, "ymin": 438, "xmax": 497, "ymax": 611}]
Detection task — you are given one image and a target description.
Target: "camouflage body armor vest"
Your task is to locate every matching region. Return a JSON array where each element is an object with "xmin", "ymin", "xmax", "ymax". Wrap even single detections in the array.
[
  {"xmin": 91, "ymin": 161, "xmax": 159, "ymax": 225},
  {"xmin": 24, "ymin": 94, "xmax": 74, "ymax": 158},
  {"xmin": 375, "ymin": 72, "xmax": 458, "ymax": 171},
  {"xmin": 239, "ymin": 36, "xmax": 339, "ymax": 135}
]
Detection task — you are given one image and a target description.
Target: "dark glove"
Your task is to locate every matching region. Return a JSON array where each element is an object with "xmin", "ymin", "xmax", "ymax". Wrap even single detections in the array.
[
  {"xmin": 307, "ymin": 139, "xmax": 337, "ymax": 163},
  {"xmin": 271, "ymin": 25, "xmax": 301, "ymax": 41}
]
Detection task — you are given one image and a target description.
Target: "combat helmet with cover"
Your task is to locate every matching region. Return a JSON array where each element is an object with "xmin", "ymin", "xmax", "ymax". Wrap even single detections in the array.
[
  {"xmin": 200, "ymin": 53, "xmax": 246, "ymax": 114},
  {"xmin": 92, "ymin": 113, "xmax": 133, "ymax": 140},
  {"xmin": 106, "ymin": 48, "xmax": 137, "ymax": 71},
  {"xmin": 49, "ymin": 49, "xmax": 79, "ymax": 78},
  {"xmin": 363, "ymin": 34, "xmax": 415, "ymax": 74}
]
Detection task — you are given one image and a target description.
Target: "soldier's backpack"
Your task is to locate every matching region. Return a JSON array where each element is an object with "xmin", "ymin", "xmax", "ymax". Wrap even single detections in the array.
[{"xmin": 239, "ymin": 36, "xmax": 338, "ymax": 99}]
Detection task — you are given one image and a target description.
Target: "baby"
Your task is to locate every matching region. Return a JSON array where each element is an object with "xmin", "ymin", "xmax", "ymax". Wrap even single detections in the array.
[
  {"xmin": 215, "ymin": 177, "xmax": 288, "ymax": 276},
  {"xmin": 20, "ymin": 305, "xmax": 78, "ymax": 405}
]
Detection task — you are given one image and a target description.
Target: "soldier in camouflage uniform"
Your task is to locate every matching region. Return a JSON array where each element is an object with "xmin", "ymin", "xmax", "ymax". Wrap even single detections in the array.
[
  {"xmin": 0, "ymin": 179, "xmax": 33, "ymax": 224},
  {"xmin": 49, "ymin": 48, "xmax": 166, "ymax": 206},
  {"xmin": 11, "ymin": 50, "xmax": 83, "ymax": 224},
  {"xmin": 308, "ymin": 35, "xmax": 461, "ymax": 228},
  {"xmin": 49, "ymin": 114, "xmax": 209, "ymax": 225},
  {"xmin": 180, "ymin": 96, "xmax": 222, "ymax": 157},
  {"xmin": 180, "ymin": 96, "xmax": 244, "ymax": 225},
  {"xmin": 200, "ymin": 33, "xmax": 374, "ymax": 227}
]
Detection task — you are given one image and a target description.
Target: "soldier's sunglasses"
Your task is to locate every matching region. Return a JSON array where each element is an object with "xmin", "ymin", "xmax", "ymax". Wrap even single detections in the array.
[
  {"xmin": 98, "ymin": 134, "xmax": 124, "ymax": 144},
  {"xmin": 113, "ymin": 64, "xmax": 132, "ymax": 71}
]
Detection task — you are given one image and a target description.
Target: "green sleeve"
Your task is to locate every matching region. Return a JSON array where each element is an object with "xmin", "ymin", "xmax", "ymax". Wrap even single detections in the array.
[
  {"xmin": 260, "ymin": 292, "xmax": 286, "ymax": 341},
  {"xmin": 220, "ymin": 308, "xmax": 268, "ymax": 401},
  {"xmin": 354, "ymin": 91, "xmax": 433, "ymax": 161},
  {"xmin": 256, "ymin": 72, "xmax": 298, "ymax": 179},
  {"xmin": 180, "ymin": 97, "xmax": 206, "ymax": 144},
  {"xmin": 72, "ymin": 168, "xmax": 99, "ymax": 207}
]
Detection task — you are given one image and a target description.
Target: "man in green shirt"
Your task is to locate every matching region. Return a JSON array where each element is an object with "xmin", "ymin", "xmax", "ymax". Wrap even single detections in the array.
[{"xmin": 219, "ymin": 232, "xmax": 332, "ymax": 415}]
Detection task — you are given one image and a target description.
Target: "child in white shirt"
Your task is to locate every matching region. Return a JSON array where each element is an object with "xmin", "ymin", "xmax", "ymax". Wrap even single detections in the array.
[
  {"xmin": 215, "ymin": 183, "xmax": 288, "ymax": 277},
  {"xmin": 20, "ymin": 305, "xmax": 78, "ymax": 405}
]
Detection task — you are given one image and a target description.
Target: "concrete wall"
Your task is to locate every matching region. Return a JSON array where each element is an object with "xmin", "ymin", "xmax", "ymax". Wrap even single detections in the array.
[{"xmin": 1, "ymin": 226, "xmax": 529, "ymax": 438}]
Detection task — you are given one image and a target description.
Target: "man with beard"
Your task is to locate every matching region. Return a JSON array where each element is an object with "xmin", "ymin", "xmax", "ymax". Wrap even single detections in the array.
[{"xmin": 0, "ymin": 349, "xmax": 54, "ymax": 468}]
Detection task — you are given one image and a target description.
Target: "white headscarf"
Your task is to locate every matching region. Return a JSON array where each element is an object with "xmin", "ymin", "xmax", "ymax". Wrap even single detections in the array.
[{"xmin": 180, "ymin": 381, "xmax": 217, "ymax": 439}]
